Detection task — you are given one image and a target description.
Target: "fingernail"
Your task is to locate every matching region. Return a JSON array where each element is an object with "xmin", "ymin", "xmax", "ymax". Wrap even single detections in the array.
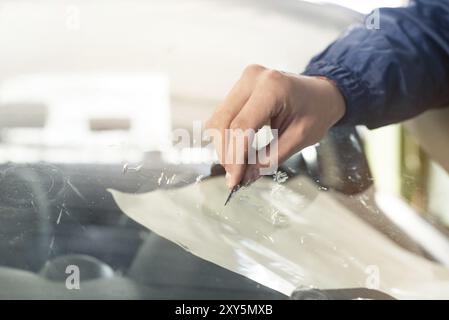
[{"xmin": 225, "ymin": 172, "xmax": 233, "ymax": 188}]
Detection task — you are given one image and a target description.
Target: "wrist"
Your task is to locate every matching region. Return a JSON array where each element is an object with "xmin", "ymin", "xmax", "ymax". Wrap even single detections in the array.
[{"xmin": 313, "ymin": 76, "xmax": 346, "ymax": 126}]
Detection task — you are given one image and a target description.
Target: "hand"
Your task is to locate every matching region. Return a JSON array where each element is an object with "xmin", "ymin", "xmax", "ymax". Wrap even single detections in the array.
[{"xmin": 206, "ymin": 64, "xmax": 346, "ymax": 189}]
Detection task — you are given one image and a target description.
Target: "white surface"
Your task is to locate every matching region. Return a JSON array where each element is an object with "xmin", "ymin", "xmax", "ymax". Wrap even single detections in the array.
[
  {"xmin": 0, "ymin": 0, "xmax": 358, "ymax": 164},
  {"xmin": 110, "ymin": 175, "xmax": 449, "ymax": 299},
  {"xmin": 0, "ymin": 0, "xmax": 355, "ymax": 118},
  {"xmin": 306, "ymin": 0, "xmax": 404, "ymax": 14},
  {"xmin": 0, "ymin": 73, "xmax": 171, "ymax": 163},
  {"xmin": 0, "ymin": 74, "xmax": 170, "ymax": 148}
]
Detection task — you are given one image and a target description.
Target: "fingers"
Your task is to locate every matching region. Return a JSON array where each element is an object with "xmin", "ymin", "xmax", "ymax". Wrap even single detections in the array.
[
  {"xmin": 206, "ymin": 65, "xmax": 265, "ymax": 167},
  {"xmin": 206, "ymin": 65, "xmax": 294, "ymax": 190},
  {"xmin": 205, "ymin": 70, "xmax": 342, "ymax": 190},
  {"xmin": 226, "ymin": 79, "xmax": 279, "ymax": 188},
  {"xmin": 206, "ymin": 84, "xmax": 248, "ymax": 166},
  {"xmin": 241, "ymin": 125, "xmax": 309, "ymax": 186}
]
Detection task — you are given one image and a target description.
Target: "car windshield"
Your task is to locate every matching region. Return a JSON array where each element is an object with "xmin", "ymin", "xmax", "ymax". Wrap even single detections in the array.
[{"xmin": 1, "ymin": 0, "xmax": 449, "ymax": 300}]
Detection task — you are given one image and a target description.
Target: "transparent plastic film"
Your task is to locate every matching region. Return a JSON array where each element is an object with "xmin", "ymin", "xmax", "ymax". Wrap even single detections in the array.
[{"xmin": 109, "ymin": 176, "xmax": 449, "ymax": 299}]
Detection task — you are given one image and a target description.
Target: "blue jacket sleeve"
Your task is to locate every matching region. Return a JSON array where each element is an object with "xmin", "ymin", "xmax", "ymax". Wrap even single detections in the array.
[{"xmin": 303, "ymin": 0, "xmax": 449, "ymax": 129}]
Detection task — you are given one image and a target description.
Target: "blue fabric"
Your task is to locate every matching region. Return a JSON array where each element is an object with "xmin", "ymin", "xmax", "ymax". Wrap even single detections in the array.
[{"xmin": 303, "ymin": 0, "xmax": 449, "ymax": 129}]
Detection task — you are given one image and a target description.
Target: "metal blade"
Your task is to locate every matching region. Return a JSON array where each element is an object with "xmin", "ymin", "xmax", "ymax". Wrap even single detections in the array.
[{"xmin": 224, "ymin": 184, "xmax": 241, "ymax": 206}]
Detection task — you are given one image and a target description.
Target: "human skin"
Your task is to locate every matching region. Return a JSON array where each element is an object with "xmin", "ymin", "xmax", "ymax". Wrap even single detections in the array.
[{"xmin": 206, "ymin": 64, "xmax": 346, "ymax": 189}]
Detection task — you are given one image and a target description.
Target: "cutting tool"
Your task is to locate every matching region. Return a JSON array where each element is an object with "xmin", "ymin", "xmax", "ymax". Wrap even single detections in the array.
[
  {"xmin": 208, "ymin": 163, "xmax": 243, "ymax": 206},
  {"xmin": 224, "ymin": 184, "xmax": 241, "ymax": 206}
]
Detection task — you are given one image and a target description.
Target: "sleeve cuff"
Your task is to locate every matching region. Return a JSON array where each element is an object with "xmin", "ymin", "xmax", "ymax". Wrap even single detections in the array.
[{"xmin": 302, "ymin": 61, "xmax": 373, "ymax": 127}]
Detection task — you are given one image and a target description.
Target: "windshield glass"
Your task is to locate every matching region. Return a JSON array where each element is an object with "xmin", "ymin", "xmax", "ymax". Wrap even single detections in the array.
[{"xmin": 1, "ymin": 0, "xmax": 449, "ymax": 300}]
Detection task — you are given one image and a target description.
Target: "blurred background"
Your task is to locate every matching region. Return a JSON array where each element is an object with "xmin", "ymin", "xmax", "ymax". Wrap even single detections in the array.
[{"xmin": 0, "ymin": 0, "xmax": 447, "ymax": 228}]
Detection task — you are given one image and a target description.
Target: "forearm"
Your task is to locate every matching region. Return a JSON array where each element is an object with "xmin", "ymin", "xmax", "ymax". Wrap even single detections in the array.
[{"xmin": 303, "ymin": 0, "xmax": 449, "ymax": 129}]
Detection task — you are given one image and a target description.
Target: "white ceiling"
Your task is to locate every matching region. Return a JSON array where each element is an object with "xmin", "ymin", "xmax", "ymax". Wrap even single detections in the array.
[{"xmin": 0, "ymin": 0, "xmax": 358, "ymax": 101}]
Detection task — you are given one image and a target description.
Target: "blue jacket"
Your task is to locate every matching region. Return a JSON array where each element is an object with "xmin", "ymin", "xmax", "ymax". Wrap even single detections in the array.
[{"xmin": 303, "ymin": 0, "xmax": 449, "ymax": 129}]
